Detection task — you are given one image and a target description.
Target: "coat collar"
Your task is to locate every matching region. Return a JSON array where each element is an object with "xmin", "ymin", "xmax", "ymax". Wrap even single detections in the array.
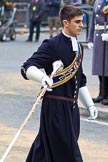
[{"xmin": 61, "ymin": 31, "xmax": 78, "ymax": 51}]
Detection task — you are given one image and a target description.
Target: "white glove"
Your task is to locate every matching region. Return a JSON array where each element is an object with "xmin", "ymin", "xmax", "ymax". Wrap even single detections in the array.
[
  {"xmin": 79, "ymin": 86, "xmax": 98, "ymax": 120},
  {"xmin": 41, "ymin": 75, "xmax": 53, "ymax": 91},
  {"xmin": 101, "ymin": 33, "xmax": 108, "ymax": 41},
  {"xmin": 88, "ymin": 106, "xmax": 98, "ymax": 120},
  {"xmin": 26, "ymin": 66, "xmax": 53, "ymax": 91},
  {"xmin": 87, "ymin": 42, "xmax": 94, "ymax": 49}
]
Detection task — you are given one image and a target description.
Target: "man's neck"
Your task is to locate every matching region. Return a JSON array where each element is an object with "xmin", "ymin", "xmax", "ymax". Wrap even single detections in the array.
[{"xmin": 62, "ymin": 30, "xmax": 76, "ymax": 38}]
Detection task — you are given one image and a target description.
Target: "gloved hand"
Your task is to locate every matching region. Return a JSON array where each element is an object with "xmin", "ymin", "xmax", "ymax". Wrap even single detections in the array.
[
  {"xmin": 101, "ymin": 33, "xmax": 108, "ymax": 41},
  {"xmin": 79, "ymin": 86, "xmax": 98, "ymax": 120},
  {"xmin": 26, "ymin": 66, "xmax": 53, "ymax": 91},
  {"xmin": 88, "ymin": 106, "xmax": 98, "ymax": 120},
  {"xmin": 41, "ymin": 75, "xmax": 53, "ymax": 91},
  {"xmin": 87, "ymin": 42, "xmax": 94, "ymax": 49}
]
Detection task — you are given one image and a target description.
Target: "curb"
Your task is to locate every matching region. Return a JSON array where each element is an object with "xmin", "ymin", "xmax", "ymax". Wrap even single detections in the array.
[{"xmin": 15, "ymin": 27, "xmax": 53, "ymax": 34}]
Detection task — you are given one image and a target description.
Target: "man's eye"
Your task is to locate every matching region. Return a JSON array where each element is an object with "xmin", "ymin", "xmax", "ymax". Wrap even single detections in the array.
[
  {"xmin": 76, "ymin": 20, "xmax": 82, "ymax": 24},
  {"xmin": 76, "ymin": 21, "xmax": 81, "ymax": 23}
]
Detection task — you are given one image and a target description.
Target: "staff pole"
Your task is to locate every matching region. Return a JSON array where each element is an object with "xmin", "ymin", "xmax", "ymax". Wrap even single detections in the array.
[{"xmin": 0, "ymin": 60, "xmax": 64, "ymax": 162}]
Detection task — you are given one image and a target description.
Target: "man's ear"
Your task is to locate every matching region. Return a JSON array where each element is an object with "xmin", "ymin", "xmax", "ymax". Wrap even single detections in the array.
[{"xmin": 63, "ymin": 20, "xmax": 69, "ymax": 27}]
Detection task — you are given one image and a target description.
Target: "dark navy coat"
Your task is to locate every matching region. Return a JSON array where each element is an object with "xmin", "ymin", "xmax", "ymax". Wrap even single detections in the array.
[
  {"xmin": 21, "ymin": 32, "xmax": 86, "ymax": 162},
  {"xmin": 29, "ymin": 0, "xmax": 45, "ymax": 22},
  {"xmin": 88, "ymin": 0, "xmax": 108, "ymax": 76}
]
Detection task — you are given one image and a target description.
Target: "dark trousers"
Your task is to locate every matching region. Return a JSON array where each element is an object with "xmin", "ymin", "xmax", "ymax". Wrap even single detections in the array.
[
  {"xmin": 28, "ymin": 20, "xmax": 41, "ymax": 41},
  {"xmin": 99, "ymin": 76, "xmax": 108, "ymax": 98}
]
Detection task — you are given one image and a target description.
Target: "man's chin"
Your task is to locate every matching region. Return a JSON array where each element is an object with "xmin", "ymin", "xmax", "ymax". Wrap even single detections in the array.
[{"xmin": 77, "ymin": 32, "xmax": 81, "ymax": 35}]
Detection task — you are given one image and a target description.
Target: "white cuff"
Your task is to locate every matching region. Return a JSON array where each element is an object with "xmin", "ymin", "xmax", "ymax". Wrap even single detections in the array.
[
  {"xmin": 26, "ymin": 66, "xmax": 45, "ymax": 82},
  {"xmin": 79, "ymin": 86, "xmax": 94, "ymax": 108}
]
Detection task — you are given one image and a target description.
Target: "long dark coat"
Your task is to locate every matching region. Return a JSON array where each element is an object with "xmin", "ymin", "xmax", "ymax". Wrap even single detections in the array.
[
  {"xmin": 29, "ymin": 0, "xmax": 45, "ymax": 22},
  {"xmin": 21, "ymin": 32, "xmax": 86, "ymax": 162},
  {"xmin": 88, "ymin": 0, "xmax": 108, "ymax": 76}
]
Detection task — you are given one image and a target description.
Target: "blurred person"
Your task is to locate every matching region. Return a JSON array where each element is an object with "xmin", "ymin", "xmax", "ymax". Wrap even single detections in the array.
[
  {"xmin": 26, "ymin": 0, "xmax": 45, "ymax": 42},
  {"xmin": 21, "ymin": 4, "xmax": 98, "ymax": 162},
  {"xmin": 46, "ymin": 0, "xmax": 61, "ymax": 38},
  {"xmin": 88, "ymin": 0, "xmax": 108, "ymax": 105}
]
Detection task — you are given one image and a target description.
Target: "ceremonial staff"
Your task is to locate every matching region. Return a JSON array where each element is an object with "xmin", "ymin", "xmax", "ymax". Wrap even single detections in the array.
[
  {"xmin": 101, "ymin": 0, "xmax": 108, "ymax": 103},
  {"xmin": 0, "ymin": 60, "xmax": 64, "ymax": 162}
]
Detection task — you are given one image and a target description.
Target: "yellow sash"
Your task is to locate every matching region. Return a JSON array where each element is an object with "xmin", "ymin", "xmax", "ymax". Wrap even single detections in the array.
[{"xmin": 52, "ymin": 46, "xmax": 82, "ymax": 88}]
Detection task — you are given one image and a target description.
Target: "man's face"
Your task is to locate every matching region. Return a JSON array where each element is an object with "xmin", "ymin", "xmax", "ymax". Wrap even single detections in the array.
[{"xmin": 63, "ymin": 15, "xmax": 83, "ymax": 36}]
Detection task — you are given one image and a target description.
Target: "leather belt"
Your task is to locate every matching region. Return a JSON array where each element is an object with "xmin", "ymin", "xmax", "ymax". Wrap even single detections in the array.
[{"xmin": 46, "ymin": 95, "xmax": 77, "ymax": 102}]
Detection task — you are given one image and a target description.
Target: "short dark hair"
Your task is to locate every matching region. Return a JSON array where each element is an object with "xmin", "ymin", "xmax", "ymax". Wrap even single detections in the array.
[{"xmin": 59, "ymin": 4, "xmax": 83, "ymax": 26}]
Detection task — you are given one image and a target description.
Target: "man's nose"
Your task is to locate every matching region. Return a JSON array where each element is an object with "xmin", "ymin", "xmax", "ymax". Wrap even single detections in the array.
[{"xmin": 80, "ymin": 22, "xmax": 83, "ymax": 28}]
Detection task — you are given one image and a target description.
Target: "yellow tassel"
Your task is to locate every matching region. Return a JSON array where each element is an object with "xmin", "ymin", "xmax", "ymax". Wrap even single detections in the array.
[{"xmin": 103, "ymin": 5, "xmax": 108, "ymax": 14}]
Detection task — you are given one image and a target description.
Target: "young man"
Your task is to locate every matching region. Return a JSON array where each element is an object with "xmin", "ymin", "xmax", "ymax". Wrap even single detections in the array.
[{"xmin": 21, "ymin": 5, "xmax": 98, "ymax": 162}]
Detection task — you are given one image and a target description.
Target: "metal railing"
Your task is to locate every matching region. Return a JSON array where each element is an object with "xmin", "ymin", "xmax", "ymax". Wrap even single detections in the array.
[
  {"xmin": 14, "ymin": 2, "xmax": 29, "ymax": 27},
  {"xmin": 78, "ymin": 4, "xmax": 93, "ymax": 42}
]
